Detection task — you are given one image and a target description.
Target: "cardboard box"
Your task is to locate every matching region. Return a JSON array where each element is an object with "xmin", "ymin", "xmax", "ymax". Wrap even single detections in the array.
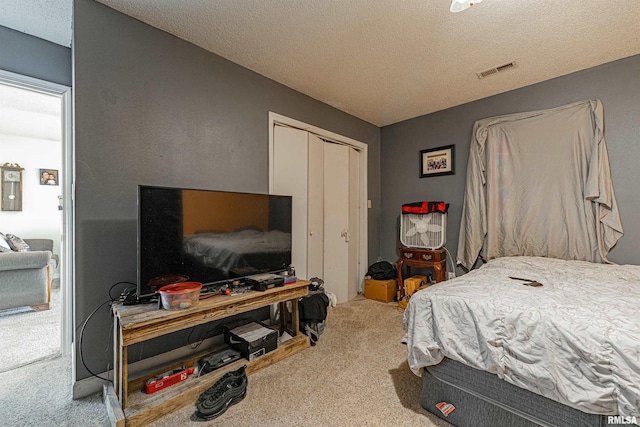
[
  {"xmin": 223, "ymin": 321, "xmax": 278, "ymax": 361},
  {"xmin": 364, "ymin": 279, "xmax": 397, "ymax": 303},
  {"xmin": 404, "ymin": 275, "xmax": 428, "ymax": 296}
]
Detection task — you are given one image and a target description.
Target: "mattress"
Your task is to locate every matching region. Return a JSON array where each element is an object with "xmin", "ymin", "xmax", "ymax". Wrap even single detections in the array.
[{"xmin": 404, "ymin": 256, "xmax": 640, "ymax": 417}]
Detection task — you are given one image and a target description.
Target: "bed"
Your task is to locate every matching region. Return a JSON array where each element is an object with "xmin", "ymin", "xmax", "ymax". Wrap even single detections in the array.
[
  {"xmin": 404, "ymin": 256, "xmax": 640, "ymax": 426},
  {"xmin": 182, "ymin": 229, "xmax": 291, "ymax": 279},
  {"xmin": 404, "ymin": 100, "xmax": 638, "ymax": 426}
]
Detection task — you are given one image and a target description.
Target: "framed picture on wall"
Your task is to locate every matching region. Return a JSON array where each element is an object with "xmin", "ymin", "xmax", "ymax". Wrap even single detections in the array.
[
  {"xmin": 420, "ymin": 145, "xmax": 455, "ymax": 178},
  {"xmin": 40, "ymin": 169, "xmax": 59, "ymax": 186}
]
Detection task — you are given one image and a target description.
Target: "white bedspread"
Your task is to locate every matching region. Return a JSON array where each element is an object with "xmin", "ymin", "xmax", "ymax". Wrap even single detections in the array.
[{"xmin": 403, "ymin": 256, "xmax": 640, "ymax": 417}]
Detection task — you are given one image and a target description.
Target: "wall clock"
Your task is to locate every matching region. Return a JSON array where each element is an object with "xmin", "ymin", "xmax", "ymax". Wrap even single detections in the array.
[{"xmin": 1, "ymin": 162, "xmax": 24, "ymax": 211}]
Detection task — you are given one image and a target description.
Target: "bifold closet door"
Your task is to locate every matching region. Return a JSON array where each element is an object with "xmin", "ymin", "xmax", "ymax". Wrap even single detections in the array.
[
  {"xmin": 273, "ymin": 126, "xmax": 358, "ymax": 303},
  {"xmin": 323, "ymin": 142, "xmax": 350, "ymax": 303},
  {"xmin": 347, "ymin": 147, "xmax": 359, "ymax": 301},
  {"xmin": 307, "ymin": 134, "xmax": 324, "ymax": 280},
  {"xmin": 272, "ymin": 126, "xmax": 309, "ymax": 279},
  {"xmin": 322, "ymin": 143, "xmax": 359, "ymax": 302}
]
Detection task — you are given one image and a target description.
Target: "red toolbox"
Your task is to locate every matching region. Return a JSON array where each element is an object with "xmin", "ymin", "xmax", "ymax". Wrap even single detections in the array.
[{"xmin": 145, "ymin": 367, "xmax": 195, "ymax": 394}]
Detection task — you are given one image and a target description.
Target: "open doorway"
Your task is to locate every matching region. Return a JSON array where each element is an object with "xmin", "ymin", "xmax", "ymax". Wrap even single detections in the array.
[{"xmin": 0, "ymin": 71, "xmax": 72, "ymax": 372}]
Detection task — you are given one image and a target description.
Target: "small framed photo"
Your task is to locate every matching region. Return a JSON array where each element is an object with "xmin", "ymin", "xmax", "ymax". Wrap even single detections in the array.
[
  {"xmin": 420, "ymin": 145, "xmax": 455, "ymax": 178},
  {"xmin": 40, "ymin": 169, "xmax": 59, "ymax": 186}
]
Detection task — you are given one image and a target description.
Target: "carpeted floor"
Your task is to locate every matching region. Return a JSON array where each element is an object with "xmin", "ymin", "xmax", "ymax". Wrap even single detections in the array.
[
  {"xmin": 153, "ymin": 296, "xmax": 451, "ymax": 427},
  {"xmin": 0, "ymin": 354, "xmax": 108, "ymax": 427},
  {"xmin": 0, "ymin": 296, "xmax": 451, "ymax": 427},
  {"xmin": 0, "ymin": 288, "xmax": 61, "ymax": 373}
]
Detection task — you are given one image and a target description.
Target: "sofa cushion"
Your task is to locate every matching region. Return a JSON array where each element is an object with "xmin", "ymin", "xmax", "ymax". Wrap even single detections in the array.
[
  {"xmin": 4, "ymin": 234, "xmax": 30, "ymax": 252},
  {"xmin": 23, "ymin": 239, "xmax": 57, "ymax": 270},
  {"xmin": 0, "ymin": 234, "xmax": 11, "ymax": 252},
  {"xmin": 0, "ymin": 251, "xmax": 50, "ymax": 272}
]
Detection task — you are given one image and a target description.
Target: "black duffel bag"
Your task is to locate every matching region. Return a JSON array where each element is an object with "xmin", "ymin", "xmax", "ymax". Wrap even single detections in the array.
[{"xmin": 366, "ymin": 260, "xmax": 397, "ymax": 280}]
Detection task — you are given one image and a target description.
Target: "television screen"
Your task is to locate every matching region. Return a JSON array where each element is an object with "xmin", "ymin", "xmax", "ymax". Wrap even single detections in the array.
[{"xmin": 137, "ymin": 186, "xmax": 292, "ymax": 298}]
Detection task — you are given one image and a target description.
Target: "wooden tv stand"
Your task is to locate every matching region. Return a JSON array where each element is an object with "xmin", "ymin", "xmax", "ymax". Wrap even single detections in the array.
[{"xmin": 105, "ymin": 280, "xmax": 310, "ymax": 427}]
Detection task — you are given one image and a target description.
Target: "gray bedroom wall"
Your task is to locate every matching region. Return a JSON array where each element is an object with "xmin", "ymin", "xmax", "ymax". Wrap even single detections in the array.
[
  {"xmin": 0, "ymin": 25, "xmax": 71, "ymax": 87},
  {"xmin": 73, "ymin": 0, "xmax": 380, "ymax": 381},
  {"xmin": 381, "ymin": 54, "xmax": 640, "ymax": 274}
]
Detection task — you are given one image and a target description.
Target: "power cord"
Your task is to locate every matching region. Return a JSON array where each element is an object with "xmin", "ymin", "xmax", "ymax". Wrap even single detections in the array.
[
  {"xmin": 78, "ymin": 299, "xmax": 113, "ymax": 382},
  {"xmin": 108, "ymin": 281, "xmax": 137, "ymax": 302},
  {"xmin": 78, "ymin": 280, "xmax": 138, "ymax": 382},
  {"xmin": 186, "ymin": 320, "xmax": 223, "ymax": 350},
  {"xmin": 443, "ymin": 246, "xmax": 456, "ymax": 279}
]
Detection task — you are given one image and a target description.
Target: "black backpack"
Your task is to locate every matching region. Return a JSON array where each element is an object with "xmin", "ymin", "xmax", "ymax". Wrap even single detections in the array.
[
  {"xmin": 366, "ymin": 260, "xmax": 397, "ymax": 280},
  {"xmin": 298, "ymin": 277, "xmax": 330, "ymax": 346},
  {"xmin": 299, "ymin": 293, "xmax": 330, "ymax": 324}
]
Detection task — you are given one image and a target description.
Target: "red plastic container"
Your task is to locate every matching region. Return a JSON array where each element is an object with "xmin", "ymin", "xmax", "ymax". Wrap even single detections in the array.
[{"xmin": 157, "ymin": 282, "xmax": 202, "ymax": 310}]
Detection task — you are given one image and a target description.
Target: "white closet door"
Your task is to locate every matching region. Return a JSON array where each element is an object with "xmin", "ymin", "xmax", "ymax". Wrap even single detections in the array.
[
  {"xmin": 272, "ymin": 125, "xmax": 361, "ymax": 302},
  {"xmin": 323, "ymin": 143, "xmax": 350, "ymax": 303},
  {"xmin": 307, "ymin": 134, "xmax": 324, "ymax": 280},
  {"xmin": 348, "ymin": 147, "xmax": 359, "ymax": 300},
  {"xmin": 273, "ymin": 126, "xmax": 308, "ymax": 279}
]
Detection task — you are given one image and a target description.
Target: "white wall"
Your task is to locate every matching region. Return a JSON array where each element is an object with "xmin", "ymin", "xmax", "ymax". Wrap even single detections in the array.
[{"xmin": 0, "ymin": 133, "xmax": 62, "ymax": 272}]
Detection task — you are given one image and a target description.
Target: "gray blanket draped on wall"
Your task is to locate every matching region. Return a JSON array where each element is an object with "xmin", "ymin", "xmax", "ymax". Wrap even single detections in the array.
[{"xmin": 457, "ymin": 100, "xmax": 623, "ymax": 270}]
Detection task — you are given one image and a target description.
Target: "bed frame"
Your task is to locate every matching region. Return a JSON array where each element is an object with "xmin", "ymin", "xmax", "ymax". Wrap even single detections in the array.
[{"xmin": 421, "ymin": 358, "xmax": 631, "ymax": 427}]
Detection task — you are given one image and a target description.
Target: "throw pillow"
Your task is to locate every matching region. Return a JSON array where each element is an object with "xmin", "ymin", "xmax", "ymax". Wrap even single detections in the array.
[
  {"xmin": 4, "ymin": 233, "xmax": 30, "ymax": 252},
  {"xmin": 0, "ymin": 233, "xmax": 12, "ymax": 252}
]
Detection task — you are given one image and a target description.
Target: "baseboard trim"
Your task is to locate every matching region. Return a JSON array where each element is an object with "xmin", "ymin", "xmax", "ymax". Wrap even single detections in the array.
[{"xmin": 72, "ymin": 337, "xmax": 219, "ymax": 399}]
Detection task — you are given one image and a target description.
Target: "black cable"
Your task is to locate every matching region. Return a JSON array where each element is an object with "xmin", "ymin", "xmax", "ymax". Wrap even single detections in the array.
[
  {"xmin": 77, "ymin": 281, "xmax": 137, "ymax": 383},
  {"xmin": 78, "ymin": 299, "xmax": 113, "ymax": 382},
  {"xmin": 105, "ymin": 314, "xmax": 114, "ymax": 382},
  {"xmin": 186, "ymin": 326, "xmax": 201, "ymax": 350},
  {"xmin": 108, "ymin": 281, "xmax": 137, "ymax": 302},
  {"xmin": 187, "ymin": 320, "xmax": 223, "ymax": 350}
]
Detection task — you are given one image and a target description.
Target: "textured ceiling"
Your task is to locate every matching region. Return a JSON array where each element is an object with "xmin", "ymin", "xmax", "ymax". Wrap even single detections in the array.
[
  {"xmin": 0, "ymin": 84, "xmax": 62, "ymax": 141},
  {"xmin": 4, "ymin": 1, "xmax": 640, "ymax": 126},
  {"xmin": 0, "ymin": 0, "xmax": 72, "ymax": 47}
]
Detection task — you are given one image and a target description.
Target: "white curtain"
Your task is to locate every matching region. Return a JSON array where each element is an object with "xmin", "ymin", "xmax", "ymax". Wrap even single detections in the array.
[{"xmin": 457, "ymin": 100, "xmax": 623, "ymax": 270}]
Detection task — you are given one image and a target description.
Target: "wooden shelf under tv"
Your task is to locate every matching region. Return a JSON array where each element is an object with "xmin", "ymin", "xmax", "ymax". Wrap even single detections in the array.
[{"xmin": 106, "ymin": 280, "xmax": 310, "ymax": 427}]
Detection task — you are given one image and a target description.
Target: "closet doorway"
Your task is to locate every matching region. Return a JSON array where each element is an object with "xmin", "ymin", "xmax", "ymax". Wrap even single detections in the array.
[
  {"xmin": 269, "ymin": 113, "xmax": 367, "ymax": 303},
  {"xmin": 0, "ymin": 70, "xmax": 73, "ymax": 371}
]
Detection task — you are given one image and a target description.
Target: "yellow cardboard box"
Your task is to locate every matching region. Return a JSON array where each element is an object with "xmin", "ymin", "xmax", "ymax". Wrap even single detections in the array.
[
  {"xmin": 404, "ymin": 275, "xmax": 428, "ymax": 296},
  {"xmin": 364, "ymin": 279, "xmax": 397, "ymax": 303}
]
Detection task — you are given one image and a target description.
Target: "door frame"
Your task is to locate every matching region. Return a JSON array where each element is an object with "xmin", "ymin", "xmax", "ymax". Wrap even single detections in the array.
[
  {"xmin": 268, "ymin": 112, "xmax": 368, "ymax": 293},
  {"xmin": 0, "ymin": 69, "xmax": 74, "ymax": 359}
]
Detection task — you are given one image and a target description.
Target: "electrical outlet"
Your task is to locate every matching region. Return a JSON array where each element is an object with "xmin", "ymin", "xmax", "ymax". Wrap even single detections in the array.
[{"xmin": 447, "ymin": 272, "xmax": 456, "ymax": 280}]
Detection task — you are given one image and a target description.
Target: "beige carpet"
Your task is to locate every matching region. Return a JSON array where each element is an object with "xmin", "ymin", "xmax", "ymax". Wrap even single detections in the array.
[
  {"xmin": 0, "ymin": 296, "xmax": 452, "ymax": 426},
  {"xmin": 154, "ymin": 296, "xmax": 451, "ymax": 427},
  {"xmin": 0, "ymin": 354, "xmax": 107, "ymax": 427},
  {"xmin": 0, "ymin": 288, "xmax": 61, "ymax": 373}
]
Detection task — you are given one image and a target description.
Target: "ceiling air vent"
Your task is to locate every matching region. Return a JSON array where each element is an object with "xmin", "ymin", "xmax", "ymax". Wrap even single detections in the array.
[{"xmin": 476, "ymin": 61, "xmax": 517, "ymax": 79}]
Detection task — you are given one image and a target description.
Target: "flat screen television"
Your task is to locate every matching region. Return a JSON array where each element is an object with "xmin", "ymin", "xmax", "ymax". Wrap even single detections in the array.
[{"xmin": 137, "ymin": 185, "xmax": 292, "ymax": 299}]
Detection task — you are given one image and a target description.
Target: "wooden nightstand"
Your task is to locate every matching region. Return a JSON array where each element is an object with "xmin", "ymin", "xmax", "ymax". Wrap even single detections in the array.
[{"xmin": 397, "ymin": 247, "xmax": 446, "ymax": 299}]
